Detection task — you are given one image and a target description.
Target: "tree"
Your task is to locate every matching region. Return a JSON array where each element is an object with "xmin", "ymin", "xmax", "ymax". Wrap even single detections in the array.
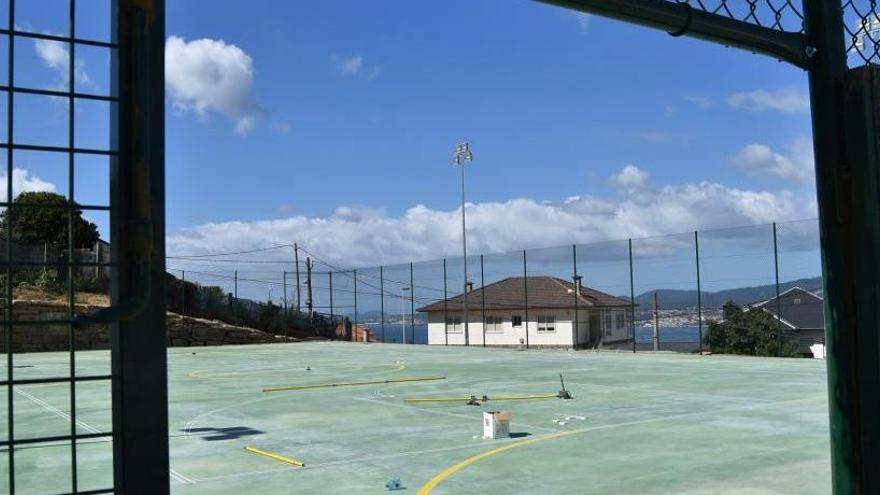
[
  {"xmin": 706, "ymin": 300, "xmax": 800, "ymax": 357},
  {"xmin": 0, "ymin": 192, "xmax": 100, "ymax": 248}
]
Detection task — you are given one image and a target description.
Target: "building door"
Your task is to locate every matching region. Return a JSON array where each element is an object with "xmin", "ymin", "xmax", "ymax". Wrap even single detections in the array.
[{"xmin": 588, "ymin": 311, "xmax": 602, "ymax": 348}]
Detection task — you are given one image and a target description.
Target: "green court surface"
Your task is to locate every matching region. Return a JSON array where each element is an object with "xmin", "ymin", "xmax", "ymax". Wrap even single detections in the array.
[{"xmin": 4, "ymin": 342, "xmax": 831, "ymax": 494}]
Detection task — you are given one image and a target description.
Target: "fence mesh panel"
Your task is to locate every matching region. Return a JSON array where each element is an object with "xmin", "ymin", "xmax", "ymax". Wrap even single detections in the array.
[
  {"xmin": 845, "ymin": 0, "xmax": 880, "ymax": 65},
  {"xmin": 684, "ymin": 0, "xmax": 804, "ymax": 32}
]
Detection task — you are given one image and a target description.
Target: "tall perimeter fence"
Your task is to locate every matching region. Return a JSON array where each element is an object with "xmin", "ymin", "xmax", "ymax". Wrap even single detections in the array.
[{"xmin": 167, "ymin": 218, "xmax": 822, "ymax": 353}]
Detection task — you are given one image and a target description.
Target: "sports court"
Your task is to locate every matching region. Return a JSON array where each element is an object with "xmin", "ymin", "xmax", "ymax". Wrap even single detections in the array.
[{"xmin": 4, "ymin": 342, "xmax": 830, "ymax": 494}]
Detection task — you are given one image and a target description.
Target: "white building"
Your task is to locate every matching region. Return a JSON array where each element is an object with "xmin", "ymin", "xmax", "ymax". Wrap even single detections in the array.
[{"xmin": 418, "ymin": 276, "xmax": 634, "ymax": 348}]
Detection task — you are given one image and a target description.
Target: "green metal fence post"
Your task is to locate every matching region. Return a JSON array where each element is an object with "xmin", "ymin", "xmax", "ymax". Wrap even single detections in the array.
[
  {"xmin": 294, "ymin": 242, "xmax": 301, "ymax": 311},
  {"xmin": 353, "ymin": 269, "xmax": 358, "ymax": 339},
  {"xmin": 443, "ymin": 258, "xmax": 448, "ymax": 346},
  {"xmin": 4, "ymin": 0, "xmax": 15, "ymax": 489},
  {"xmin": 572, "ymin": 244, "xmax": 579, "ymax": 350},
  {"xmin": 695, "ymin": 231, "xmax": 703, "ymax": 354},
  {"xmin": 282, "ymin": 270, "xmax": 287, "ymax": 312},
  {"xmin": 380, "ymin": 266, "xmax": 385, "ymax": 342},
  {"xmin": 523, "ymin": 250, "xmax": 529, "ymax": 349},
  {"xmin": 803, "ymin": 1, "xmax": 880, "ymax": 491},
  {"xmin": 773, "ymin": 222, "xmax": 781, "ymax": 351},
  {"xmin": 112, "ymin": 0, "xmax": 170, "ymax": 491},
  {"xmin": 329, "ymin": 271, "xmax": 334, "ymax": 321},
  {"xmin": 480, "ymin": 254, "xmax": 486, "ymax": 347},
  {"xmin": 629, "ymin": 238, "xmax": 636, "ymax": 353},
  {"xmin": 409, "ymin": 262, "xmax": 415, "ymax": 344}
]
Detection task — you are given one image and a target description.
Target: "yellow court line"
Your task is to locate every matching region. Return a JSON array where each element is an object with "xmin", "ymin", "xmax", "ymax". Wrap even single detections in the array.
[
  {"xmin": 418, "ymin": 428, "xmax": 587, "ymax": 495},
  {"xmin": 262, "ymin": 376, "xmax": 446, "ymax": 393},
  {"xmin": 243, "ymin": 446, "xmax": 304, "ymax": 467}
]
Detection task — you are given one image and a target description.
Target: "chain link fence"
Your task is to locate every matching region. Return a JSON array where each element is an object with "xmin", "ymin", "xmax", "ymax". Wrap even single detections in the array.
[{"xmin": 170, "ymin": 219, "xmax": 823, "ymax": 357}]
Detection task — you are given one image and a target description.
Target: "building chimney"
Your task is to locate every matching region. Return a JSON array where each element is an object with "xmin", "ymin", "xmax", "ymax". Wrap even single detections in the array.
[
  {"xmin": 573, "ymin": 275, "xmax": 583, "ymax": 296},
  {"xmin": 465, "ymin": 281, "xmax": 474, "ymax": 293}
]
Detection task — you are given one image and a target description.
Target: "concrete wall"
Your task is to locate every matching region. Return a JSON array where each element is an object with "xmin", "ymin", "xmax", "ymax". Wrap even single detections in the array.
[
  {"xmin": 0, "ymin": 300, "xmax": 292, "ymax": 353},
  {"xmin": 426, "ymin": 307, "xmax": 632, "ymax": 347}
]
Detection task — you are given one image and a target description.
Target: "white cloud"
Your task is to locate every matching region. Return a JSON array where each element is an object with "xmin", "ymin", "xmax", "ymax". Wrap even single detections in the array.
[
  {"xmin": 165, "ymin": 36, "xmax": 261, "ymax": 135},
  {"xmin": 336, "ymin": 55, "xmax": 381, "ymax": 80},
  {"xmin": 732, "ymin": 138, "xmax": 814, "ymax": 183},
  {"xmin": 1, "ymin": 169, "xmax": 57, "ymax": 201},
  {"xmin": 727, "ymin": 88, "xmax": 809, "ymax": 114},
  {"xmin": 167, "ymin": 166, "xmax": 815, "ymax": 268},
  {"xmin": 34, "ymin": 38, "xmax": 92, "ymax": 88}
]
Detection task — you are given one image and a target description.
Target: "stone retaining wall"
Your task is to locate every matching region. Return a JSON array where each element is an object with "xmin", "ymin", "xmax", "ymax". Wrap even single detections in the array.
[{"xmin": 0, "ymin": 300, "xmax": 297, "ymax": 353}]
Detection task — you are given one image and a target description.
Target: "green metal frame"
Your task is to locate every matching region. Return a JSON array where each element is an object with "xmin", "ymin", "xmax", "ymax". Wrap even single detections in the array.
[
  {"xmin": 109, "ymin": 0, "xmax": 169, "ymax": 493},
  {"xmin": 535, "ymin": 0, "xmax": 876, "ymax": 492},
  {"xmin": 0, "ymin": 0, "xmax": 167, "ymax": 493}
]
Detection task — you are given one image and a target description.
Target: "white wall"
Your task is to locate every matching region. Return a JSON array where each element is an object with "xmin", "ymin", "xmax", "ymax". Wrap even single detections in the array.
[
  {"xmin": 426, "ymin": 309, "xmax": 576, "ymax": 346},
  {"xmin": 426, "ymin": 308, "xmax": 632, "ymax": 346}
]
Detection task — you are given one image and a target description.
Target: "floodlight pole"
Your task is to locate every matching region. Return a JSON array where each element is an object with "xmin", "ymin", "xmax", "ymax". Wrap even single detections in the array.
[{"xmin": 453, "ymin": 142, "xmax": 473, "ymax": 346}]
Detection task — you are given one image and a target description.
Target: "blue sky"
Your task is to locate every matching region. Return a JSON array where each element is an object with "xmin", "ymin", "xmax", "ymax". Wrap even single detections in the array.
[
  {"xmin": 163, "ymin": 0, "xmax": 812, "ymax": 227},
  {"xmin": 3, "ymin": 1, "xmax": 825, "ymax": 301}
]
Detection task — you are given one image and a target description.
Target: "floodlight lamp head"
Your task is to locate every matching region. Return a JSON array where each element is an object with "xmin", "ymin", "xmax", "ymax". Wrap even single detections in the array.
[{"xmin": 453, "ymin": 142, "xmax": 473, "ymax": 164}]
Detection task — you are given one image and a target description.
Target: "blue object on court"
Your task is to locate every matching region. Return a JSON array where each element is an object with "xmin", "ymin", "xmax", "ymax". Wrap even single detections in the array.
[{"xmin": 386, "ymin": 479, "xmax": 403, "ymax": 491}]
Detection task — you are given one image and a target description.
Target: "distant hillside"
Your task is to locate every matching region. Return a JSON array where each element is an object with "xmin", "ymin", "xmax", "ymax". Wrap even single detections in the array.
[{"xmin": 633, "ymin": 276, "xmax": 822, "ymax": 309}]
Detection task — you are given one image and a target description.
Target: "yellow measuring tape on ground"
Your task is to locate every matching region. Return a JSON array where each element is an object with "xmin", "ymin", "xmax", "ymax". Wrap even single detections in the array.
[
  {"xmin": 262, "ymin": 375, "xmax": 446, "ymax": 393},
  {"xmin": 418, "ymin": 427, "xmax": 588, "ymax": 494},
  {"xmin": 404, "ymin": 394, "xmax": 559, "ymax": 404},
  {"xmin": 243, "ymin": 446, "xmax": 305, "ymax": 467}
]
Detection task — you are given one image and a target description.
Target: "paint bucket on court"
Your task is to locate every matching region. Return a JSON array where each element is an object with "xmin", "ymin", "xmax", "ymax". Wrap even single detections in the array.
[{"xmin": 483, "ymin": 411, "xmax": 511, "ymax": 439}]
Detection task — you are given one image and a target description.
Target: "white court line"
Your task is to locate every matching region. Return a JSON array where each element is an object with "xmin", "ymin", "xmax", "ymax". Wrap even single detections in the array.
[{"xmin": 13, "ymin": 387, "xmax": 196, "ymax": 485}]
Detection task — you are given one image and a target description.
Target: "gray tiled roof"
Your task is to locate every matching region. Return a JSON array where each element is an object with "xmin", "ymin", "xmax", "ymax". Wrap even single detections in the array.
[
  {"xmin": 417, "ymin": 276, "xmax": 632, "ymax": 312},
  {"xmin": 755, "ymin": 287, "xmax": 824, "ymax": 330}
]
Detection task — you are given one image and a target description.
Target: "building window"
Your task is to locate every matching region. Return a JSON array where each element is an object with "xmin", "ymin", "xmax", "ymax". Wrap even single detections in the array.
[
  {"xmin": 793, "ymin": 298, "xmax": 801, "ymax": 305},
  {"xmin": 615, "ymin": 311, "xmax": 625, "ymax": 330},
  {"xmin": 445, "ymin": 317, "xmax": 462, "ymax": 333},
  {"xmin": 512, "ymin": 315, "xmax": 522, "ymax": 327},
  {"xmin": 604, "ymin": 311, "xmax": 613, "ymax": 336},
  {"xmin": 486, "ymin": 316, "xmax": 504, "ymax": 333},
  {"xmin": 537, "ymin": 315, "xmax": 556, "ymax": 333}
]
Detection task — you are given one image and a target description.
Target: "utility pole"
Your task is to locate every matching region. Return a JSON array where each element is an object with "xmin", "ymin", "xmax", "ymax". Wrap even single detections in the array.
[{"xmin": 294, "ymin": 243, "xmax": 301, "ymax": 311}]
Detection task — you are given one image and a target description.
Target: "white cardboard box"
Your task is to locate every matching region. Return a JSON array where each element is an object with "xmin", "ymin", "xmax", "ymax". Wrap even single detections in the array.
[{"xmin": 483, "ymin": 411, "xmax": 511, "ymax": 439}]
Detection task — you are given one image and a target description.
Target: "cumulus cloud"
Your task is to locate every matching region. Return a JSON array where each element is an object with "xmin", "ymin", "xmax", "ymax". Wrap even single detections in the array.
[
  {"xmin": 727, "ymin": 87, "xmax": 809, "ymax": 114},
  {"xmin": 165, "ymin": 36, "xmax": 261, "ymax": 135},
  {"xmin": 167, "ymin": 165, "xmax": 816, "ymax": 268},
  {"xmin": 34, "ymin": 38, "xmax": 92, "ymax": 88},
  {"xmin": 0, "ymin": 169, "xmax": 57, "ymax": 201},
  {"xmin": 732, "ymin": 138, "xmax": 814, "ymax": 183},
  {"xmin": 335, "ymin": 55, "xmax": 381, "ymax": 80}
]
